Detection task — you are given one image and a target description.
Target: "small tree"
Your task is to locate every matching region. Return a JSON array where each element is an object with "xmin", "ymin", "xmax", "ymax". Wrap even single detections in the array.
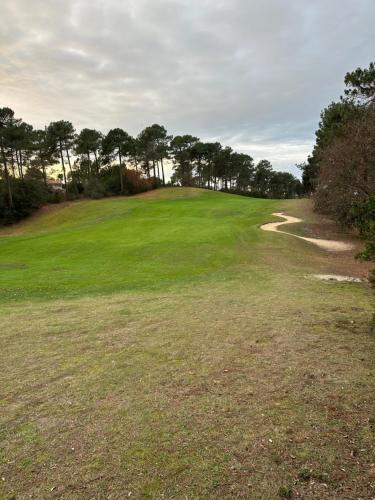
[
  {"xmin": 170, "ymin": 135, "xmax": 199, "ymax": 186},
  {"xmin": 31, "ymin": 129, "xmax": 57, "ymax": 185},
  {"xmin": 0, "ymin": 107, "xmax": 17, "ymax": 208},
  {"xmin": 47, "ymin": 120, "xmax": 75, "ymax": 198},
  {"xmin": 252, "ymin": 160, "xmax": 273, "ymax": 197},
  {"xmin": 314, "ymin": 110, "xmax": 375, "ymax": 224},
  {"xmin": 102, "ymin": 128, "xmax": 132, "ymax": 193},
  {"xmin": 75, "ymin": 128, "xmax": 102, "ymax": 178}
]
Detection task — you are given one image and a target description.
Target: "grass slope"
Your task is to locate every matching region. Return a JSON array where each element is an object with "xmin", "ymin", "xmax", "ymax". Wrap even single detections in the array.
[
  {"xmin": 0, "ymin": 188, "xmax": 279, "ymax": 302},
  {"xmin": 0, "ymin": 188, "xmax": 374, "ymax": 499}
]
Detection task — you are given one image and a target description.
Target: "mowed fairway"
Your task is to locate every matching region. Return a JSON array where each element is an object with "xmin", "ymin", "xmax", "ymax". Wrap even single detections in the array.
[
  {"xmin": 0, "ymin": 188, "xmax": 279, "ymax": 303},
  {"xmin": 0, "ymin": 188, "xmax": 374, "ymax": 499}
]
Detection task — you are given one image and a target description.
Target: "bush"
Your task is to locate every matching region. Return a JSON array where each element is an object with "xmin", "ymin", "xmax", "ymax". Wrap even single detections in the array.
[
  {"xmin": 352, "ymin": 196, "xmax": 375, "ymax": 261},
  {"xmin": 100, "ymin": 166, "xmax": 157, "ymax": 196},
  {"xmin": 81, "ymin": 168, "xmax": 159, "ymax": 199},
  {"xmin": 124, "ymin": 169, "xmax": 157, "ymax": 194},
  {"xmin": 352, "ymin": 197, "xmax": 375, "ymax": 330},
  {"xmin": 83, "ymin": 178, "xmax": 107, "ymax": 199},
  {"xmin": 0, "ymin": 168, "xmax": 159, "ymax": 226},
  {"xmin": 0, "ymin": 179, "xmax": 50, "ymax": 225},
  {"xmin": 47, "ymin": 190, "xmax": 65, "ymax": 204}
]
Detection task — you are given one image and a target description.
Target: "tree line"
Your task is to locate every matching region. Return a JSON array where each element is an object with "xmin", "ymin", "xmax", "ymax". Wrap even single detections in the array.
[
  {"xmin": 299, "ymin": 61, "xmax": 375, "ymax": 323},
  {"xmin": 0, "ymin": 107, "xmax": 302, "ymax": 223},
  {"xmin": 170, "ymin": 139, "xmax": 301, "ymax": 199},
  {"xmin": 299, "ymin": 62, "xmax": 374, "ymax": 221}
]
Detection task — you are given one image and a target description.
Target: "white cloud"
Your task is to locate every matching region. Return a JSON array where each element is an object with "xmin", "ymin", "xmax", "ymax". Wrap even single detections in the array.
[{"xmin": 0, "ymin": 0, "xmax": 374, "ymax": 173}]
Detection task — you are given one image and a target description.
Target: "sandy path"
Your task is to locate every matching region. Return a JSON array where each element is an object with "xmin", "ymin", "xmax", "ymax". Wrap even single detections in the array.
[{"xmin": 261, "ymin": 212, "xmax": 354, "ymax": 252}]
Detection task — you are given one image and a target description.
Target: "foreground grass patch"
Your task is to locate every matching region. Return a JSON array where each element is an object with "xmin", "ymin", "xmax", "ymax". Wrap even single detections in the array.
[{"xmin": 1, "ymin": 276, "xmax": 373, "ymax": 499}]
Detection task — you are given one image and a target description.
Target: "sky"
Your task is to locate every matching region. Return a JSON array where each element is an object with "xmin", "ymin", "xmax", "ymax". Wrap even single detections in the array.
[{"xmin": 0, "ymin": 0, "xmax": 374, "ymax": 177}]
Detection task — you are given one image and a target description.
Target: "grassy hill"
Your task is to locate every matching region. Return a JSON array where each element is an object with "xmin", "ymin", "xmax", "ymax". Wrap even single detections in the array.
[
  {"xmin": 0, "ymin": 188, "xmax": 280, "ymax": 302},
  {"xmin": 0, "ymin": 188, "xmax": 374, "ymax": 499}
]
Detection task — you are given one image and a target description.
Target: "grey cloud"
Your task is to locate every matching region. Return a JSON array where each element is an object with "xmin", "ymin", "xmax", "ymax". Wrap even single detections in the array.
[{"xmin": 0, "ymin": 0, "xmax": 374, "ymax": 172}]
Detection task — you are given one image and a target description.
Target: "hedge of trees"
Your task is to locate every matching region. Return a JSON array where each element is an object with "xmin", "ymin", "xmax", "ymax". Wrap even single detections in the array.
[
  {"xmin": 299, "ymin": 62, "xmax": 374, "ymax": 245},
  {"xmin": 1, "ymin": 106, "xmax": 302, "ymax": 224},
  {"xmin": 169, "ymin": 141, "xmax": 302, "ymax": 199},
  {"xmin": 299, "ymin": 61, "xmax": 375, "ymax": 324}
]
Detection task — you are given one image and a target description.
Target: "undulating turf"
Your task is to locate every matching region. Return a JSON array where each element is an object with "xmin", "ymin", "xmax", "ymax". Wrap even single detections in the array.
[
  {"xmin": 0, "ymin": 188, "xmax": 374, "ymax": 499},
  {"xmin": 0, "ymin": 188, "xmax": 279, "ymax": 302}
]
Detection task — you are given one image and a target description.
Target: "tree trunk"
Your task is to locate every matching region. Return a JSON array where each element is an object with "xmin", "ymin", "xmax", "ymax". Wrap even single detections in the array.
[
  {"xmin": 152, "ymin": 159, "xmax": 156, "ymax": 178},
  {"xmin": 197, "ymin": 157, "xmax": 201, "ymax": 187},
  {"xmin": 42, "ymin": 164, "xmax": 47, "ymax": 185},
  {"xmin": 156, "ymin": 160, "xmax": 160, "ymax": 179},
  {"xmin": 39, "ymin": 149, "xmax": 47, "ymax": 186},
  {"xmin": 18, "ymin": 150, "xmax": 24, "ymax": 181},
  {"xmin": 15, "ymin": 149, "xmax": 21, "ymax": 178},
  {"xmin": 1, "ymin": 145, "xmax": 13, "ymax": 208},
  {"xmin": 66, "ymin": 147, "xmax": 79, "ymax": 193},
  {"xmin": 10, "ymin": 148, "xmax": 16, "ymax": 177},
  {"xmin": 160, "ymin": 158, "xmax": 165, "ymax": 185},
  {"xmin": 87, "ymin": 150, "xmax": 91, "ymax": 179},
  {"xmin": 93, "ymin": 150, "xmax": 99, "ymax": 174},
  {"xmin": 66, "ymin": 148, "xmax": 73, "ymax": 177},
  {"xmin": 59, "ymin": 141, "xmax": 68, "ymax": 199},
  {"xmin": 118, "ymin": 149, "xmax": 124, "ymax": 193}
]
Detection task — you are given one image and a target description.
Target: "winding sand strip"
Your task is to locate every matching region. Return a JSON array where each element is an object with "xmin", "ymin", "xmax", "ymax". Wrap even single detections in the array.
[{"xmin": 261, "ymin": 212, "xmax": 354, "ymax": 252}]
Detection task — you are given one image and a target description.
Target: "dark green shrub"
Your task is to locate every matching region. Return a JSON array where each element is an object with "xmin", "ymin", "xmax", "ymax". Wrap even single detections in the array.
[
  {"xmin": 352, "ymin": 196, "xmax": 375, "ymax": 261},
  {"xmin": 0, "ymin": 179, "xmax": 50, "ymax": 225},
  {"xmin": 352, "ymin": 197, "xmax": 375, "ymax": 329},
  {"xmin": 47, "ymin": 191, "xmax": 65, "ymax": 204},
  {"xmin": 83, "ymin": 178, "xmax": 106, "ymax": 199}
]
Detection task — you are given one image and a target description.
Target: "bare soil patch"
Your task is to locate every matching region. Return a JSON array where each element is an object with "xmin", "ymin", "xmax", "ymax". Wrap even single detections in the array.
[{"xmin": 311, "ymin": 274, "xmax": 363, "ymax": 283}]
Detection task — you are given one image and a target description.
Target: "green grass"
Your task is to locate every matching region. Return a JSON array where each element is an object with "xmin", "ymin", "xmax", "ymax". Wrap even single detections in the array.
[
  {"xmin": 0, "ymin": 188, "xmax": 374, "ymax": 499},
  {"xmin": 0, "ymin": 188, "xmax": 280, "ymax": 302}
]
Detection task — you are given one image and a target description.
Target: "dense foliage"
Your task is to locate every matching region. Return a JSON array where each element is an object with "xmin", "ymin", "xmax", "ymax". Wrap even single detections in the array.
[
  {"xmin": 314, "ymin": 109, "xmax": 375, "ymax": 225},
  {"xmin": 0, "ymin": 107, "xmax": 301, "ymax": 224},
  {"xmin": 299, "ymin": 61, "xmax": 374, "ymax": 222},
  {"xmin": 169, "ymin": 142, "xmax": 301, "ymax": 198},
  {"xmin": 0, "ymin": 178, "xmax": 52, "ymax": 225},
  {"xmin": 301, "ymin": 61, "xmax": 375, "ymax": 325},
  {"xmin": 352, "ymin": 197, "xmax": 375, "ymax": 262}
]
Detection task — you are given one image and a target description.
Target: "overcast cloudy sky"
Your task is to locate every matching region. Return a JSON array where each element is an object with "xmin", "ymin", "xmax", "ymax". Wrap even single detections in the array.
[{"xmin": 0, "ymin": 0, "xmax": 374, "ymax": 175}]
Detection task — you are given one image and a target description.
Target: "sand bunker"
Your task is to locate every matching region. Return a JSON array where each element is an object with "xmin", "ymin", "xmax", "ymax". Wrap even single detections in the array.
[
  {"xmin": 261, "ymin": 213, "xmax": 354, "ymax": 252},
  {"xmin": 311, "ymin": 274, "xmax": 363, "ymax": 283}
]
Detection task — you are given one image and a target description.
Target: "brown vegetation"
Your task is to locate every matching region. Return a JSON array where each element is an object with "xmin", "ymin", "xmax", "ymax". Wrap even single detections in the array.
[{"xmin": 314, "ymin": 111, "xmax": 375, "ymax": 225}]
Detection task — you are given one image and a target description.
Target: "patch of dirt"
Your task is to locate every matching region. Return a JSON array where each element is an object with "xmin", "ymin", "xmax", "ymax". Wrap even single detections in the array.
[
  {"xmin": 261, "ymin": 213, "xmax": 354, "ymax": 252},
  {"xmin": 311, "ymin": 274, "xmax": 363, "ymax": 283}
]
